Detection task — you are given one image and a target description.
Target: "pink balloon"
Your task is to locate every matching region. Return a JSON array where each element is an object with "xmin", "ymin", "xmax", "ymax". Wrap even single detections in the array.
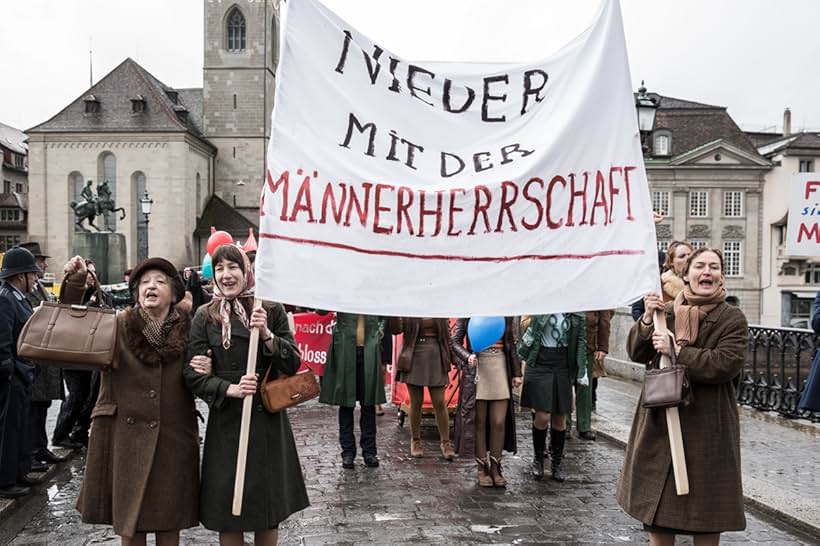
[{"xmin": 207, "ymin": 231, "xmax": 234, "ymax": 256}]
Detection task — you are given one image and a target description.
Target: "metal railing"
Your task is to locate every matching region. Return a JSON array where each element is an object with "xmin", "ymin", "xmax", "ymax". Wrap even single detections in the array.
[{"xmin": 738, "ymin": 324, "xmax": 818, "ymax": 422}]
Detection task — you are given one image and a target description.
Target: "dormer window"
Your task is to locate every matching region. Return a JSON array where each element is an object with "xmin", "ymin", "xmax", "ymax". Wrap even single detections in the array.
[
  {"xmin": 173, "ymin": 104, "xmax": 188, "ymax": 123},
  {"xmin": 166, "ymin": 90, "xmax": 178, "ymax": 104},
  {"xmin": 653, "ymin": 130, "xmax": 672, "ymax": 156},
  {"xmin": 84, "ymin": 94, "xmax": 100, "ymax": 113},
  {"xmin": 131, "ymin": 94, "xmax": 146, "ymax": 113}
]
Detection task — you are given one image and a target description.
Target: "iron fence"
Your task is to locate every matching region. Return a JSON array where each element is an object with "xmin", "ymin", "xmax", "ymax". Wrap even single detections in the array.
[{"xmin": 738, "ymin": 324, "xmax": 818, "ymax": 422}]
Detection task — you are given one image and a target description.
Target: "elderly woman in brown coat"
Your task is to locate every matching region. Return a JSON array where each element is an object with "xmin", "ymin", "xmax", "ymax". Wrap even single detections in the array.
[
  {"xmin": 63, "ymin": 256, "xmax": 200, "ymax": 546},
  {"xmin": 617, "ymin": 248, "xmax": 747, "ymax": 545}
]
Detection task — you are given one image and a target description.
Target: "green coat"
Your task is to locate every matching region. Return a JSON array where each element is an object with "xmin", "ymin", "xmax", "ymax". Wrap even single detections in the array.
[
  {"xmin": 319, "ymin": 313, "xmax": 386, "ymax": 406},
  {"xmin": 185, "ymin": 301, "xmax": 309, "ymax": 532}
]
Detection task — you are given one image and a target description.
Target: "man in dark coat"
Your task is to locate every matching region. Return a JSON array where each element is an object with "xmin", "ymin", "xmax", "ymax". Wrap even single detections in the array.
[
  {"xmin": 0, "ymin": 247, "xmax": 43, "ymax": 498},
  {"xmin": 16, "ymin": 242, "xmax": 68, "ymax": 467}
]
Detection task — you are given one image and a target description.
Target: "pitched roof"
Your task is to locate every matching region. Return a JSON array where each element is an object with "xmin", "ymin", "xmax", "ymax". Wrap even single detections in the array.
[
  {"xmin": 0, "ymin": 121, "xmax": 27, "ymax": 154},
  {"xmin": 643, "ymin": 91, "xmax": 759, "ymax": 157},
  {"xmin": 28, "ymin": 58, "xmax": 206, "ymax": 139},
  {"xmin": 194, "ymin": 195, "xmax": 258, "ymax": 239},
  {"xmin": 756, "ymin": 132, "xmax": 820, "ymax": 157}
]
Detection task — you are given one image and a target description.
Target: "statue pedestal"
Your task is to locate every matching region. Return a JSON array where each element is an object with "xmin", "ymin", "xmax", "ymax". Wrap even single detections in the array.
[{"xmin": 72, "ymin": 232, "xmax": 127, "ymax": 285}]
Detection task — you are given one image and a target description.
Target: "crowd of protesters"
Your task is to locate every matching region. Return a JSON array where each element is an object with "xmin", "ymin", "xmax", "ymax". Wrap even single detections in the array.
[{"xmin": 0, "ymin": 233, "xmax": 793, "ymax": 545}]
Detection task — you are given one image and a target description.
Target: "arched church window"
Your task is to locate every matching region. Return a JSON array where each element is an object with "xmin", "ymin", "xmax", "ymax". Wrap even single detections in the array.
[{"xmin": 227, "ymin": 7, "xmax": 246, "ymax": 52}]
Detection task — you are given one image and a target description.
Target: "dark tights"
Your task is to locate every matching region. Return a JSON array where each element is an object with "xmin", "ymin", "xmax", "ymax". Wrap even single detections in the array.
[{"xmin": 475, "ymin": 399, "xmax": 507, "ymax": 459}]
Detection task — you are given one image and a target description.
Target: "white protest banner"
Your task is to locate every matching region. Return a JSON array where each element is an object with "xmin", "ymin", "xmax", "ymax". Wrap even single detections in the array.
[
  {"xmin": 256, "ymin": 0, "xmax": 659, "ymax": 317},
  {"xmin": 786, "ymin": 173, "xmax": 820, "ymax": 256}
]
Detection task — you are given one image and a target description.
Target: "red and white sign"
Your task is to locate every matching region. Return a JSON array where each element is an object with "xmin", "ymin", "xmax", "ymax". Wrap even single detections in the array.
[
  {"xmin": 786, "ymin": 174, "xmax": 820, "ymax": 256},
  {"xmin": 256, "ymin": 0, "xmax": 658, "ymax": 316},
  {"xmin": 293, "ymin": 312, "xmax": 335, "ymax": 376}
]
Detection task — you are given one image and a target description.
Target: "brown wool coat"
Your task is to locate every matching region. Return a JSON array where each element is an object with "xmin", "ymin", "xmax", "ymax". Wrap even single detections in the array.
[
  {"xmin": 586, "ymin": 310, "xmax": 614, "ymax": 379},
  {"xmin": 389, "ymin": 317, "xmax": 452, "ymax": 375},
  {"xmin": 63, "ymin": 274, "xmax": 200, "ymax": 537},
  {"xmin": 616, "ymin": 301, "xmax": 747, "ymax": 533}
]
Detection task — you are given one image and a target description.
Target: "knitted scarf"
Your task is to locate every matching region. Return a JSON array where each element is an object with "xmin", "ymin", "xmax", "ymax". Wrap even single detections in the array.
[
  {"xmin": 672, "ymin": 285, "xmax": 726, "ymax": 347},
  {"xmin": 138, "ymin": 306, "xmax": 180, "ymax": 350},
  {"xmin": 212, "ymin": 250, "xmax": 255, "ymax": 349}
]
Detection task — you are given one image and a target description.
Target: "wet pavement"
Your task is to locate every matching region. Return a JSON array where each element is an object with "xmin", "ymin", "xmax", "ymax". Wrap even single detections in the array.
[{"xmin": 2, "ymin": 397, "xmax": 816, "ymax": 545}]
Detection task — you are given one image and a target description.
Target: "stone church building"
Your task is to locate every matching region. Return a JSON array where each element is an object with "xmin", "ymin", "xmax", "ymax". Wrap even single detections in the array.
[{"xmin": 26, "ymin": 1, "xmax": 279, "ymax": 279}]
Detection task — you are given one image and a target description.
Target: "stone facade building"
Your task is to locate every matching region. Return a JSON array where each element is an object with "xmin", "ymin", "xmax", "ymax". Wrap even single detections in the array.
[
  {"xmin": 750, "ymin": 109, "xmax": 820, "ymax": 327},
  {"xmin": 26, "ymin": 1, "xmax": 280, "ymax": 276},
  {"xmin": 0, "ymin": 121, "xmax": 29, "ymax": 251},
  {"xmin": 639, "ymin": 87, "xmax": 771, "ymax": 322}
]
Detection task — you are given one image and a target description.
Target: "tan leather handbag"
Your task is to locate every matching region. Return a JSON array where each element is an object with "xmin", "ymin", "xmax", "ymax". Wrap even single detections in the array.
[
  {"xmin": 641, "ymin": 334, "xmax": 692, "ymax": 409},
  {"xmin": 260, "ymin": 367, "xmax": 320, "ymax": 413},
  {"xmin": 17, "ymin": 301, "xmax": 117, "ymax": 371}
]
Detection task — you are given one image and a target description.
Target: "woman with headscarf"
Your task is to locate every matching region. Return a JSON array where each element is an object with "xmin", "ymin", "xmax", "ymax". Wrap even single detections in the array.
[
  {"xmin": 63, "ymin": 256, "xmax": 200, "ymax": 546},
  {"xmin": 185, "ymin": 244, "xmax": 309, "ymax": 546},
  {"xmin": 617, "ymin": 248, "xmax": 747, "ymax": 545}
]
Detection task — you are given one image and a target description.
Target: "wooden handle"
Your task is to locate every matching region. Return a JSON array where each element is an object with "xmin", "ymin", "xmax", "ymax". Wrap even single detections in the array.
[
  {"xmin": 653, "ymin": 310, "xmax": 690, "ymax": 496},
  {"xmin": 232, "ymin": 298, "xmax": 262, "ymax": 516}
]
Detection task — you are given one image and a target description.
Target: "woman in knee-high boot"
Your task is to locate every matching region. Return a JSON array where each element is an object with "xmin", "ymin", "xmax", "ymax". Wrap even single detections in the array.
[
  {"xmin": 390, "ymin": 318, "xmax": 455, "ymax": 460},
  {"xmin": 451, "ymin": 318, "xmax": 521, "ymax": 487},
  {"xmin": 518, "ymin": 313, "xmax": 587, "ymax": 482}
]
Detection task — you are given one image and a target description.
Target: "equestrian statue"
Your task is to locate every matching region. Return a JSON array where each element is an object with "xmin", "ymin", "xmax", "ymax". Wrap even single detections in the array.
[{"xmin": 70, "ymin": 179, "xmax": 126, "ymax": 232}]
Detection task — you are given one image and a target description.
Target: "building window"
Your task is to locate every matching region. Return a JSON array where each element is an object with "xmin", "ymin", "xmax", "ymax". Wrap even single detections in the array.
[
  {"xmin": 196, "ymin": 173, "xmax": 202, "ymax": 216},
  {"xmin": 2, "ymin": 180, "xmax": 9, "ymax": 193},
  {"xmin": 84, "ymin": 94, "xmax": 100, "ymax": 113},
  {"xmin": 70, "ymin": 172, "xmax": 85, "ymax": 201},
  {"xmin": 233, "ymin": 94, "xmax": 237, "ymax": 109},
  {"xmin": 799, "ymin": 159, "xmax": 815, "ymax": 173},
  {"xmin": 689, "ymin": 190, "xmax": 708, "ymax": 217},
  {"xmin": 805, "ymin": 264, "xmax": 820, "ymax": 284},
  {"xmin": 657, "ymin": 240, "xmax": 671, "ymax": 253},
  {"xmin": 131, "ymin": 95, "xmax": 146, "ymax": 113},
  {"xmin": 723, "ymin": 191, "xmax": 743, "ymax": 217},
  {"xmin": 723, "ymin": 241, "xmax": 742, "ymax": 277},
  {"xmin": 272, "ymin": 15, "xmax": 280, "ymax": 67},
  {"xmin": 15, "ymin": 183, "xmax": 23, "ymax": 193},
  {"xmin": 689, "ymin": 240, "xmax": 708, "ymax": 250},
  {"xmin": 226, "ymin": 7, "xmax": 246, "ymax": 52},
  {"xmin": 791, "ymin": 297, "xmax": 812, "ymax": 329},
  {"xmin": 0, "ymin": 235, "xmax": 21, "ymax": 251},
  {"xmin": 651, "ymin": 190, "xmax": 670, "ymax": 216},
  {"xmin": 0, "ymin": 209, "xmax": 20, "ymax": 222},
  {"xmin": 654, "ymin": 133, "xmax": 671, "ymax": 156},
  {"xmin": 98, "ymin": 152, "xmax": 117, "ymax": 231},
  {"xmin": 782, "ymin": 266, "xmax": 797, "ymax": 276},
  {"xmin": 13, "ymin": 155, "xmax": 24, "ymax": 169}
]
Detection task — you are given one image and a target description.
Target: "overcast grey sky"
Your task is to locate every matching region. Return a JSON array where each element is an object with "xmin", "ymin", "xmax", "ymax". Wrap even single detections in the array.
[{"xmin": 2, "ymin": 0, "xmax": 818, "ymax": 134}]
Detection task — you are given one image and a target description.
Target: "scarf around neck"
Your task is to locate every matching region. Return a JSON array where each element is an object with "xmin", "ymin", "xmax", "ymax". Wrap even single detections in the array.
[
  {"xmin": 212, "ymin": 249, "xmax": 256, "ymax": 350},
  {"xmin": 672, "ymin": 285, "xmax": 726, "ymax": 347},
  {"xmin": 138, "ymin": 306, "xmax": 180, "ymax": 350}
]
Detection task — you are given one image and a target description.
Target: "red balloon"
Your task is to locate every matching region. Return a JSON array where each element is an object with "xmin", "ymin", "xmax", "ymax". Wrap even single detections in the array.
[{"xmin": 207, "ymin": 231, "xmax": 234, "ymax": 256}]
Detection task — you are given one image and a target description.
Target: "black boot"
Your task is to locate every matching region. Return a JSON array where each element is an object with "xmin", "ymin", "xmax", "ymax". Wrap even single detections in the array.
[
  {"xmin": 550, "ymin": 428, "xmax": 567, "ymax": 483},
  {"xmin": 531, "ymin": 426, "xmax": 547, "ymax": 480}
]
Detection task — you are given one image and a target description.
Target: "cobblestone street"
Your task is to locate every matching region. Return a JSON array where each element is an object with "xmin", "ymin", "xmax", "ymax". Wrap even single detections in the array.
[{"xmin": 2, "ymin": 398, "xmax": 815, "ymax": 545}]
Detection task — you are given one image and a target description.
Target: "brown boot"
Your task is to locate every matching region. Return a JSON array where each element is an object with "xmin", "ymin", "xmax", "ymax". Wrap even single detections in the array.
[
  {"xmin": 489, "ymin": 456, "xmax": 507, "ymax": 488},
  {"xmin": 410, "ymin": 437, "xmax": 424, "ymax": 458},
  {"xmin": 476, "ymin": 457, "xmax": 493, "ymax": 487},
  {"xmin": 440, "ymin": 440, "xmax": 455, "ymax": 461}
]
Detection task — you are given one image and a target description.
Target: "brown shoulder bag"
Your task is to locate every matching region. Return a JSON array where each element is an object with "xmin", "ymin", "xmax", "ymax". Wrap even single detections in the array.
[
  {"xmin": 260, "ymin": 366, "xmax": 320, "ymax": 413},
  {"xmin": 641, "ymin": 334, "xmax": 692, "ymax": 409}
]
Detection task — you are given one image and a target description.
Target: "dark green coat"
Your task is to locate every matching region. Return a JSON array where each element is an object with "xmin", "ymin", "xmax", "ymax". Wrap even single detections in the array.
[
  {"xmin": 319, "ymin": 313, "xmax": 386, "ymax": 406},
  {"xmin": 185, "ymin": 300, "xmax": 309, "ymax": 532}
]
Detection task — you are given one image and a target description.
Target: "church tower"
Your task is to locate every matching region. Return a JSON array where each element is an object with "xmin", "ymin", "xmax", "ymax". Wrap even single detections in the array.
[{"xmin": 203, "ymin": 0, "xmax": 280, "ymax": 220}]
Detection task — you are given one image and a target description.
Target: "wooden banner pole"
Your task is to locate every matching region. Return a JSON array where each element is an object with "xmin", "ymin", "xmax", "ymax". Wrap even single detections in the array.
[
  {"xmin": 653, "ymin": 310, "xmax": 690, "ymax": 496},
  {"xmin": 232, "ymin": 298, "xmax": 262, "ymax": 515}
]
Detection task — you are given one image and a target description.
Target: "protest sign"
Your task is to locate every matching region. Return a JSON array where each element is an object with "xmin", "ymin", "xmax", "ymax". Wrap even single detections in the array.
[
  {"xmin": 256, "ymin": 0, "xmax": 659, "ymax": 316},
  {"xmin": 293, "ymin": 312, "xmax": 335, "ymax": 376},
  {"xmin": 786, "ymin": 173, "xmax": 820, "ymax": 256}
]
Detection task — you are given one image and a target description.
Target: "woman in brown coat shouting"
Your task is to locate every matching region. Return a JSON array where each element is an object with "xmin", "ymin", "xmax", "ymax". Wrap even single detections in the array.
[
  {"xmin": 65, "ymin": 256, "xmax": 200, "ymax": 546},
  {"xmin": 617, "ymin": 248, "xmax": 747, "ymax": 545}
]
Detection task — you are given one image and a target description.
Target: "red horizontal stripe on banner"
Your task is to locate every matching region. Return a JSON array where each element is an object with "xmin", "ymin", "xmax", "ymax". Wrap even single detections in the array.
[{"xmin": 259, "ymin": 232, "xmax": 644, "ymax": 263}]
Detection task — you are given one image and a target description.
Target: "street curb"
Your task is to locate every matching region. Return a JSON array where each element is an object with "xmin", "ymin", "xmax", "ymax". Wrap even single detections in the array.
[
  {"xmin": 0, "ymin": 449, "xmax": 79, "ymax": 523},
  {"xmin": 591, "ymin": 413, "xmax": 820, "ymax": 539}
]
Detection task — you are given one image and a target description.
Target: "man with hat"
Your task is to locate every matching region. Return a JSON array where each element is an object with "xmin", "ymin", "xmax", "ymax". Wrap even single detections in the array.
[
  {"xmin": 16, "ymin": 242, "xmax": 68, "ymax": 468},
  {"xmin": 0, "ymin": 247, "xmax": 43, "ymax": 498}
]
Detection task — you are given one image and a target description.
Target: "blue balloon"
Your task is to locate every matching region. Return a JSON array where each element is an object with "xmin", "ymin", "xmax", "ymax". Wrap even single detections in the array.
[
  {"xmin": 201, "ymin": 254, "xmax": 213, "ymax": 280},
  {"xmin": 467, "ymin": 316, "xmax": 505, "ymax": 353}
]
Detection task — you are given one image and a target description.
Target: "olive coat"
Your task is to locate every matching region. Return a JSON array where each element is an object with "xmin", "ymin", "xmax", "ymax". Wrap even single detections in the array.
[
  {"xmin": 185, "ymin": 301, "xmax": 309, "ymax": 532},
  {"xmin": 616, "ymin": 302, "xmax": 747, "ymax": 533},
  {"xmin": 450, "ymin": 317, "xmax": 521, "ymax": 457},
  {"xmin": 66, "ymin": 274, "xmax": 200, "ymax": 537},
  {"xmin": 319, "ymin": 313, "xmax": 386, "ymax": 407}
]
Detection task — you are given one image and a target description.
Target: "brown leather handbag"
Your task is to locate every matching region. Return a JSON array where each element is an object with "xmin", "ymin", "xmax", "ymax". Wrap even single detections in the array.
[
  {"xmin": 641, "ymin": 335, "xmax": 692, "ymax": 409},
  {"xmin": 17, "ymin": 298, "xmax": 117, "ymax": 371},
  {"xmin": 260, "ymin": 367, "xmax": 320, "ymax": 413}
]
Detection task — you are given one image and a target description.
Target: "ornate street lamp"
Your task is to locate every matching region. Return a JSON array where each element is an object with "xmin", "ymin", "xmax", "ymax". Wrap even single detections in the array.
[
  {"xmin": 636, "ymin": 80, "xmax": 658, "ymax": 155},
  {"xmin": 138, "ymin": 191, "xmax": 153, "ymax": 260}
]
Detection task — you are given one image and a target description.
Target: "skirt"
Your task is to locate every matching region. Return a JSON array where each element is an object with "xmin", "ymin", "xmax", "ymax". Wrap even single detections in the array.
[
  {"xmin": 476, "ymin": 349, "xmax": 509, "ymax": 401},
  {"xmin": 520, "ymin": 346, "xmax": 571, "ymax": 414},
  {"xmin": 398, "ymin": 338, "xmax": 448, "ymax": 387}
]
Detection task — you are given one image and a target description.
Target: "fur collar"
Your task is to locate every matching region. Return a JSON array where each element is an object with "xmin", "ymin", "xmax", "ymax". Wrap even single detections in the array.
[{"xmin": 124, "ymin": 306, "xmax": 192, "ymax": 366}]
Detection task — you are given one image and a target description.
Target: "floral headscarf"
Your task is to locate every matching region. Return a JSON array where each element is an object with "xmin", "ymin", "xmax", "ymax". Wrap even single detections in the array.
[{"xmin": 211, "ymin": 246, "xmax": 255, "ymax": 349}]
